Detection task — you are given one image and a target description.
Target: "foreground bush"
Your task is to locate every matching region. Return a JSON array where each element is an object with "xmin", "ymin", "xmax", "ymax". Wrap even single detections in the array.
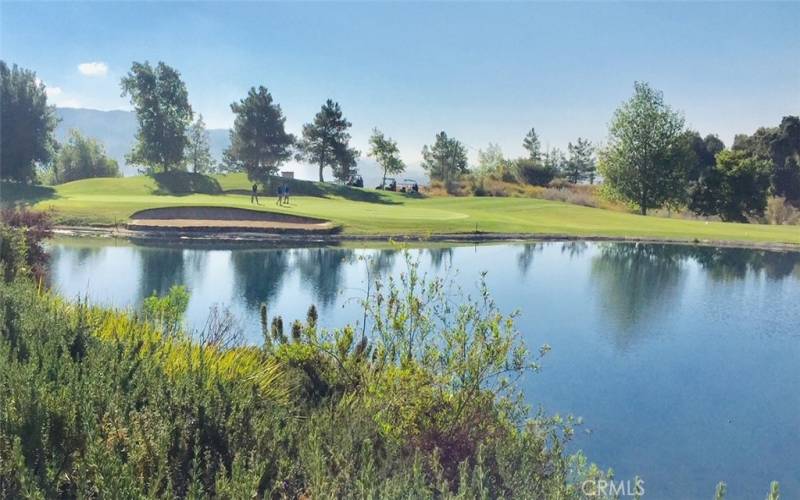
[{"xmin": 0, "ymin": 228, "xmax": 612, "ymax": 498}]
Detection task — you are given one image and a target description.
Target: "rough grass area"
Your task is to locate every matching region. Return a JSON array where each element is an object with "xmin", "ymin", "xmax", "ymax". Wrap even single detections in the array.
[{"xmin": 3, "ymin": 173, "xmax": 800, "ymax": 245}]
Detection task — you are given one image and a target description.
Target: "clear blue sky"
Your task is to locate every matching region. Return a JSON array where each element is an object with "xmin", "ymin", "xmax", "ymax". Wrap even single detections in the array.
[{"xmin": 2, "ymin": 1, "xmax": 799, "ymax": 172}]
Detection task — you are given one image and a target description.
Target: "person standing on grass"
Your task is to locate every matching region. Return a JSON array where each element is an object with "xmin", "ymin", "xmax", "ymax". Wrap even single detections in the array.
[
  {"xmin": 284, "ymin": 184, "xmax": 290, "ymax": 205},
  {"xmin": 251, "ymin": 183, "xmax": 259, "ymax": 205},
  {"xmin": 276, "ymin": 184, "xmax": 283, "ymax": 205}
]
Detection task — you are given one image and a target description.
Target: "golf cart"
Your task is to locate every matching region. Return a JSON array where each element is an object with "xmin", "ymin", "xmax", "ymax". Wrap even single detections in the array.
[
  {"xmin": 399, "ymin": 178, "xmax": 419, "ymax": 194},
  {"xmin": 346, "ymin": 175, "xmax": 364, "ymax": 188},
  {"xmin": 376, "ymin": 177, "xmax": 397, "ymax": 191}
]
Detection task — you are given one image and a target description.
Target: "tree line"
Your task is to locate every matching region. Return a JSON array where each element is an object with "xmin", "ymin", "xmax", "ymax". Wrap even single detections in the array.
[
  {"xmin": 3, "ymin": 60, "xmax": 798, "ymax": 224},
  {"xmin": 600, "ymin": 82, "xmax": 800, "ymax": 221}
]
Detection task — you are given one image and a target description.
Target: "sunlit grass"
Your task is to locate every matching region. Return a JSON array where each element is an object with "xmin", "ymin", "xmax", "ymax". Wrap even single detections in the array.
[{"xmin": 8, "ymin": 173, "xmax": 800, "ymax": 244}]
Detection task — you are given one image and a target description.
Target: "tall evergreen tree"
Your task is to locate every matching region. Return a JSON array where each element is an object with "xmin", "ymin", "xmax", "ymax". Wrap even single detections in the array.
[
  {"xmin": 522, "ymin": 127, "xmax": 541, "ymax": 162},
  {"xmin": 565, "ymin": 138, "xmax": 595, "ymax": 184},
  {"xmin": 421, "ymin": 131, "xmax": 468, "ymax": 185},
  {"xmin": 120, "ymin": 61, "xmax": 193, "ymax": 173},
  {"xmin": 186, "ymin": 114, "xmax": 213, "ymax": 174},
  {"xmin": 368, "ymin": 128, "xmax": 405, "ymax": 186},
  {"xmin": 298, "ymin": 100, "xmax": 359, "ymax": 182},
  {"xmin": 598, "ymin": 82, "xmax": 689, "ymax": 215},
  {"xmin": 0, "ymin": 61, "xmax": 58, "ymax": 182},
  {"xmin": 224, "ymin": 87, "xmax": 295, "ymax": 183}
]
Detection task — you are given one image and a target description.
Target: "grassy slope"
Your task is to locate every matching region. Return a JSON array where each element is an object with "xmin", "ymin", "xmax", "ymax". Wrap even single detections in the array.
[{"xmin": 6, "ymin": 173, "xmax": 800, "ymax": 244}]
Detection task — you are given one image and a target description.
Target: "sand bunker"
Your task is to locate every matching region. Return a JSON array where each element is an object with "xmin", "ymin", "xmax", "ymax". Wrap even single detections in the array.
[{"xmin": 127, "ymin": 206, "xmax": 337, "ymax": 234}]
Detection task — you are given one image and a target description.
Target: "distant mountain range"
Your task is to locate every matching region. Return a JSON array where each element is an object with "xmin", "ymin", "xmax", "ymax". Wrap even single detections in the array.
[{"xmin": 55, "ymin": 108, "xmax": 230, "ymax": 176}]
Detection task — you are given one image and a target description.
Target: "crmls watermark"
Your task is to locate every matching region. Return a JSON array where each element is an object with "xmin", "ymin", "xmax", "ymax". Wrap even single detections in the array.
[{"xmin": 581, "ymin": 478, "xmax": 645, "ymax": 497}]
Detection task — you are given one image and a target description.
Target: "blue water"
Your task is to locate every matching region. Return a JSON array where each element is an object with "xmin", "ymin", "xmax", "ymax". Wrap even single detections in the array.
[{"xmin": 47, "ymin": 238, "xmax": 800, "ymax": 499}]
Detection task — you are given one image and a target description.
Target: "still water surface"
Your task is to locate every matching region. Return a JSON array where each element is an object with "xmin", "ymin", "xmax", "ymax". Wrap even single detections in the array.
[{"xmin": 48, "ymin": 238, "xmax": 800, "ymax": 499}]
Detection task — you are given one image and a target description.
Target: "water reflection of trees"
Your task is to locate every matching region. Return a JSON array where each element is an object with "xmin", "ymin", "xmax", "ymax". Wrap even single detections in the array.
[
  {"xmin": 367, "ymin": 249, "xmax": 398, "ymax": 276},
  {"xmin": 561, "ymin": 240, "xmax": 588, "ymax": 258},
  {"xmin": 590, "ymin": 243, "xmax": 686, "ymax": 349},
  {"xmin": 230, "ymin": 249, "xmax": 290, "ymax": 308},
  {"xmin": 427, "ymin": 247, "xmax": 453, "ymax": 270},
  {"xmin": 591, "ymin": 243, "xmax": 800, "ymax": 349},
  {"xmin": 138, "ymin": 247, "xmax": 185, "ymax": 301},
  {"xmin": 687, "ymin": 247, "xmax": 800, "ymax": 281},
  {"xmin": 295, "ymin": 248, "xmax": 354, "ymax": 307},
  {"xmin": 516, "ymin": 243, "xmax": 543, "ymax": 275}
]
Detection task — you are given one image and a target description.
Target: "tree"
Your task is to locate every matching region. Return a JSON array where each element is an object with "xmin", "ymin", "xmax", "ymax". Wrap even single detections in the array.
[
  {"xmin": 52, "ymin": 130, "xmax": 120, "ymax": 183},
  {"xmin": 368, "ymin": 128, "xmax": 405, "ymax": 186},
  {"xmin": 542, "ymin": 147, "xmax": 566, "ymax": 178},
  {"xmin": 514, "ymin": 159, "xmax": 556, "ymax": 186},
  {"xmin": 421, "ymin": 131, "xmax": 468, "ymax": 185},
  {"xmin": 522, "ymin": 127, "xmax": 541, "ymax": 161},
  {"xmin": 476, "ymin": 143, "xmax": 505, "ymax": 175},
  {"xmin": 733, "ymin": 116, "xmax": 800, "ymax": 203},
  {"xmin": 224, "ymin": 87, "xmax": 295, "ymax": 183},
  {"xmin": 298, "ymin": 99, "xmax": 359, "ymax": 182},
  {"xmin": 186, "ymin": 114, "xmax": 213, "ymax": 174},
  {"xmin": 598, "ymin": 82, "xmax": 689, "ymax": 215},
  {"xmin": 120, "ymin": 61, "xmax": 193, "ymax": 173},
  {"xmin": 688, "ymin": 149, "xmax": 771, "ymax": 222},
  {"xmin": 0, "ymin": 61, "xmax": 58, "ymax": 182},
  {"xmin": 684, "ymin": 131, "xmax": 724, "ymax": 182},
  {"xmin": 564, "ymin": 138, "xmax": 595, "ymax": 184},
  {"xmin": 767, "ymin": 116, "xmax": 800, "ymax": 203}
]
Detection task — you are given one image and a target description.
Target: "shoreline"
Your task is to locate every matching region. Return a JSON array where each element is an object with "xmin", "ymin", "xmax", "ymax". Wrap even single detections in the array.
[{"xmin": 52, "ymin": 224, "xmax": 800, "ymax": 252}]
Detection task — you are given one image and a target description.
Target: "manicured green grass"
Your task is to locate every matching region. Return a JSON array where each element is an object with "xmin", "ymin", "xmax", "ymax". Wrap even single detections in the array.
[{"xmin": 5, "ymin": 173, "xmax": 800, "ymax": 244}]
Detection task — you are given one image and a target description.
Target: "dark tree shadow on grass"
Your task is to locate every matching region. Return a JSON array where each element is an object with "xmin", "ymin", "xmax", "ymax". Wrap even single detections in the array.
[
  {"xmin": 0, "ymin": 181, "xmax": 58, "ymax": 206},
  {"xmin": 226, "ymin": 176, "xmax": 402, "ymax": 205},
  {"xmin": 150, "ymin": 172, "xmax": 222, "ymax": 195}
]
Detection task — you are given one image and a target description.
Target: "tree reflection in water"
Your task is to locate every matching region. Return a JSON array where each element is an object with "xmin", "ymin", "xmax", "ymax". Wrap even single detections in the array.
[
  {"xmin": 590, "ymin": 243, "xmax": 687, "ymax": 349},
  {"xmin": 294, "ymin": 248, "xmax": 354, "ymax": 308},
  {"xmin": 230, "ymin": 249, "xmax": 290, "ymax": 308},
  {"xmin": 137, "ymin": 246, "xmax": 185, "ymax": 301}
]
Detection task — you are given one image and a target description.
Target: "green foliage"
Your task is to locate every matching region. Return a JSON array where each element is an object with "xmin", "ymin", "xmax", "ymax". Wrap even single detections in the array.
[
  {"xmin": 141, "ymin": 284, "xmax": 190, "ymax": 334},
  {"xmin": 223, "ymin": 87, "xmax": 295, "ymax": 183},
  {"xmin": 714, "ymin": 481, "xmax": 727, "ymax": 500},
  {"xmin": 298, "ymin": 99, "xmax": 360, "ymax": 182},
  {"xmin": 0, "ymin": 225, "xmax": 27, "ymax": 282},
  {"xmin": 599, "ymin": 81, "xmax": 690, "ymax": 215},
  {"xmin": 684, "ymin": 131, "xmax": 725, "ymax": 182},
  {"xmin": 766, "ymin": 480, "xmax": 780, "ymax": 500},
  {"xmin": 689, "ymin": 149, "xmax": 772, "ymax": 222},
  {"xmin": 185, "ymin": 114, "xmax": 214, "ymax": 174},
  {"xmin": 51, "ymin": 130, "xmax": 120, "ymax": 184},
  {"xmin": 565, "ymin": 137, "xmax": 596, "ymax": 184},
  {"xmin": 368, "ymin": 128, "xmax": 406, "ymax": 185},
  {"xmin": 0, "ymin": 61, "xmax": 58, "ymax": 182},
  {"xmin": 515, "ymin": 158, "xmax": 557, "ymax": 186},
  {"xmin": 0, "ymin": 207, "xmax": 52, "ymax": 282},
  {"xmin": 522, "ymin": 127, "xmax": 542, "ymax": 161},
  {"xmin": 734, "ymin": 116, "xmax": 800, "ymax": 203},
  {"xmin": 120, "ymin": 61, "xmax": 193, "ymax": 173},
  {"xmin": 421, "ymin": 131, "xmax": 469, "ymax": 186}
]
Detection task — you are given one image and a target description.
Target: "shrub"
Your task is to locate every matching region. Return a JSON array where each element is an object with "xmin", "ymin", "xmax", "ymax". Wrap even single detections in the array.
[
  {"xmin": 537, "ymin": 186, "xmax": 599, "ymax": 207},
  {"xmin": 1, "ymin": 241, "xmax": 620, "ymax": 498},
  {"xmin": 515, "ymin": 159, "xmax": 557, "ymax": 186},
  {"xmin": 765, "ymin": 197, "xmax": 800, "ymax": 225},
  {"xmin": 0, "ymin": 207, "xmax": 52, "ymax": 282}
]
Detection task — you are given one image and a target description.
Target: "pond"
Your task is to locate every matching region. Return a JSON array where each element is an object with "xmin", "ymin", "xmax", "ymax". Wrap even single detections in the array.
[{"xmin": 47, "ymin": 238, "xmax": 800, "ymax": 499}]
